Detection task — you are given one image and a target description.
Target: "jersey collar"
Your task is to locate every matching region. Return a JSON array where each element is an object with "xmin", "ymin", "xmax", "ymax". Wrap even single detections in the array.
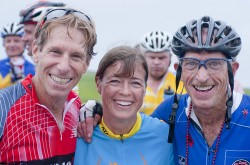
[{"xmin": 99, "ymin": 113, "xmax": 142, "ymax": 140}]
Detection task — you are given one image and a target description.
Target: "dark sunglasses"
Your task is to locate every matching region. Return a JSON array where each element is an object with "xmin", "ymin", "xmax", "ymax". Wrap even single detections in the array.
[{"xmin": 39, "ymin": 8, "xmax": 92, "ymax": 29}]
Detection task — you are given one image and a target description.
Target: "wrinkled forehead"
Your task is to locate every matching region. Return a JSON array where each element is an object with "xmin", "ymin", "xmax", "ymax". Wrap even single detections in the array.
[{"xmin": 183, "ymin": 50, "xmax": 227, "ymax": 59}]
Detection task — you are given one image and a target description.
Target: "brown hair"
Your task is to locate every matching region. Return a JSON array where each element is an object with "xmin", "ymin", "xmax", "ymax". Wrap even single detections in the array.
[
  {"xmin": 96, "ymin": 45, "xmax": 148, "ymax": 84},
  {"xmin": 33, "ymin": 9, "xmax": 97, "ymax": 64}
]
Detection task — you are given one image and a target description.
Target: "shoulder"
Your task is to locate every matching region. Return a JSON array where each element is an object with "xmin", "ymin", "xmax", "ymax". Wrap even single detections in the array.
[
  {"xmin": 151, "ymin": 94, "xmax": 188, "ymax": 122},
  {"xmin": 24, "ymin": 59, "xmax": 35, "ymax": 66},
  {"xmin": 76, "ymin": 137, "xmax": 86, "ymax": 146},
  {"xmin": 164, "ymin": 72, "xmax": 176, "ymax": 82},
  {"xmin": 233, "ymin": 92, "xmax": 250, "ymax": 111},
  {"xmin": 24, "ymin": 60, "xmax": 35, "ymax": 75},
  {"xmin": 0, "ymin": 83, "xmax": 27, "ymax": 137},
  {"xmin": 0, "ymin": 58, "xmax": 9, "ymax": 63},
  {"xmin": 0, "ymin": 58, "xmax": 10, "ymax": 71},
  {"xmin": 140, "ymin": 113, "xmax": 169, "ymax": 136},
  {"xmin": 0, "ymin": 82, "xmax": 26, "ymax": 101}
]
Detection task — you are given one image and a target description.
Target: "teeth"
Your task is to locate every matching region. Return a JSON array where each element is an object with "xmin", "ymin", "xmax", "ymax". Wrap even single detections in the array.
[
  {"xmin": 116, "ymin": 100, "xmax": 132, "ymax": 106},
  {"xmin": 195, "ymin": 85, "xmax": 213, "ymax": 91},
  {"xmin": 51, "ymin": 75, "xmax": 71, "ymax": 85}
]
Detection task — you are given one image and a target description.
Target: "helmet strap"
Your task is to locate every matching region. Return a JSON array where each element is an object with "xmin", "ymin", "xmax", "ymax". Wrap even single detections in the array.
[
  {"xmin": 168, "ymin": 65, "xmax": 182, "ymax": 143},
  {"xmin": 225, "ymin": 62, "xmax": 234, "ymax": 129}
]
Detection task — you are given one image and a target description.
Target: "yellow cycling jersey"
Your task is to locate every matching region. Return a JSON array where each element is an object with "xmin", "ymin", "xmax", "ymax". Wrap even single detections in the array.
[{"xmin": 140, "ymin": 72, "xmax": 186, "ymax": 115}]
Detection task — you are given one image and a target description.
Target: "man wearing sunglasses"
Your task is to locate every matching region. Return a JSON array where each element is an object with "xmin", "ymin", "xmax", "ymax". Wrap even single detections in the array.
[
  {"xmin": 151, "ymin": 16, "xmax": 250, "ymax": 164},
  {"xmin": 19, "ymin": 1, "xmax": 80, "ymax": 95},
  {"xmin": 0, "ymin": 7, "xmax": 97, "ymax": 164}
]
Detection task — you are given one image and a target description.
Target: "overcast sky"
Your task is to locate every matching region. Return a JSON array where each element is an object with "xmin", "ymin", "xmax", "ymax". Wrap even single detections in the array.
[{"xmin": 0, "ymin": 0, "xmax": 249, "ymax": 87}]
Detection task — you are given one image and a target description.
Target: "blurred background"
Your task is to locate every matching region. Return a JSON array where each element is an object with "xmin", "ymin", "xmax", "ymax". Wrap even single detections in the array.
[{"xmin": 0, "ymin": 0, "xmax": 249, "ymax": 101}]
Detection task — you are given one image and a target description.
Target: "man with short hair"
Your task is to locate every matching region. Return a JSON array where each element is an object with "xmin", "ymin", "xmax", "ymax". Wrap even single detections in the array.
[
  {"xmin": 139, "ymin": 30, "xmax": 186, "ymax": 115},
  {"xmin": 152, "ymin": 16, "xmax": 250, "ymax": 164},
  {"xmin": 0, "ymin": 7, "xmax": 97, "ymax": 164}
]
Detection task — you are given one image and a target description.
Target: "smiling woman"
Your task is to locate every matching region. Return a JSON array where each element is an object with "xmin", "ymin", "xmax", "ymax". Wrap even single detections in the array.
[{"xmin": 74, "ymin": 45, "xmax": 174, "ymax": 165}]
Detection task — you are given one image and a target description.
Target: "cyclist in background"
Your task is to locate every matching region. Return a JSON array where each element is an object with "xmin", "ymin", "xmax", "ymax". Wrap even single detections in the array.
[
  {"xmin": 0, "ymin": 22, "xmax": 35, "ymax": 89},
  {"xmin": 139, "ymin": 30, "xmax": 186, "ymax": 115},
  {"xmin": 19, "ymin": 1, "xmax": 65, "ymax": 56}
]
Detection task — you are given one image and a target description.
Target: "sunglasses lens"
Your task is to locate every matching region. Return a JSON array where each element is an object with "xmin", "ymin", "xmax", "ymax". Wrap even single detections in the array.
[
  {"xmin": 46, "ymin": 9, "xmax": 67, "ymax": 21},
  {"xmin": 73, "ymin": 11, "xmax": 91, "ymax": 23},
  {"xmin": 40, "ymin": 8, "xmax": 92, "ymax": 30}
]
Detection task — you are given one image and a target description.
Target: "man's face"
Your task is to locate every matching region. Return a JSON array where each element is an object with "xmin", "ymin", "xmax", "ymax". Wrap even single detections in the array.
[
  {"xmin": 145, "ymin": 51, "xmax": 171, "ymax": 80},
  {"xmin": 32, "ymin": 25, "xmax": 89, "ymax": 99},
  {"xmin": 180, "ymin": 51, "xmax": 238, "ymax": 111},
  {"xmin": 3, "ymin": 35, "xmax": 25, "ymax": 57},
  {"xmin": 22, "ymin": 24, "xmax": 36, "ymax": 56},
  {"xmin": 96, "ymin": 61, "xmax": 146, "ymax": 124}
]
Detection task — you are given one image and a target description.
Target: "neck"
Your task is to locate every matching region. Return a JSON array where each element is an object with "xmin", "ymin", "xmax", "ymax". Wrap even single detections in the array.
[
  {"xmin": 148, "ymin": 75, "xmax": 165, "ymax": 94},
  {"xmin": 193, "ymin": 105, "xmax": 226, "ymax": 127},
  {"xmin": 192, "ymin": 104, "xmax": 226, "ymax": 146},
  {"xmin": 99, "ymin": 113, "xmax": 142, "ymax": 140},
  {"xmin": 103, "ymin": 115, "xmax": 137, "ymax": 135},
  {"xmin": 32, "ymin": 77, "xmax": 66, "ymax": 123}
]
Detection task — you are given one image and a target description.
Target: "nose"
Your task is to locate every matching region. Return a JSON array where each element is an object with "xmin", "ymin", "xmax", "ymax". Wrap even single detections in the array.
[
  {"xmin": 195, "ymin": 66, "xmax": 209, "ymax": 82},
  {"xmin": 119, "ymin": 82, "xmax": 131, "ymax": 96},
  {"xmin": 9, "ymin": 40, "xmax": 16, "ymax": 47},
  {"xmin": 22, "ymin": 33, "xmax": 27, "ymax": 42},
  {"xmin": 57, "ymin": 55, "xmax": 71, "ymax": 73},
  {"xmin": 152, "ymin": 58, "xmax": 161, "ymax": 65}
]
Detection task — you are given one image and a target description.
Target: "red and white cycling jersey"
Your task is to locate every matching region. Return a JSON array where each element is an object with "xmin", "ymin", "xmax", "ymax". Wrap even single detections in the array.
[{"xmin": 0, "ymin": 74, "xmax": 81, "ymax": 164}]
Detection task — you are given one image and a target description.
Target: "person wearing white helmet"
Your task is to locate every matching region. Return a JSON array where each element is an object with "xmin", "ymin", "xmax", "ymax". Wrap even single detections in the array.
[
  {"xmin": 0, "ymin": 22, "xmax": 35, "ymax": 89},
  {"xmin": 139, "ymin": 30, "xmax": 186, "ymax": 115},
  {"xmin": 19, "ymin": 1, "xmax": 65, "ymax": 56}
]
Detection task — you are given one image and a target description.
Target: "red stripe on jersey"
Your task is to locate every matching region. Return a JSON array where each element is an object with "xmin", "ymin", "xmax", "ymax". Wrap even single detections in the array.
[{"xmin": 0, "ymin": 75, "xmax": 81, "ymax": 163}]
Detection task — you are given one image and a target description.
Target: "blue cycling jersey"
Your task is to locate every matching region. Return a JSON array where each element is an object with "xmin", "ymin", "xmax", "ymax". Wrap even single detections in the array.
[
  {"xmin": 0, "ymin": 57, "xmax": 35, "ymax": 89},
  {"xmin": 152, "ymin": 92, "xmax": 250, "ymax": 165},
  {"xmin": 74, "ymin": 113, "xmax": 174, "ymax": 165}
]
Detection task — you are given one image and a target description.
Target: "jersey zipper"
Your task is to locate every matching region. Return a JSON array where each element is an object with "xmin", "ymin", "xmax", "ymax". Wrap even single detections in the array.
[
  {"xmin": 35, "ymin": 97, "xmax": 78, "ymax": 141},
  {"xmin": 120, "ymin": 134, "xmax": 124, "ymax": 143}
]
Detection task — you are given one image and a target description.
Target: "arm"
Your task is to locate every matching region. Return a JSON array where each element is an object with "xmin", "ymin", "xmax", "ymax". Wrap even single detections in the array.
[
  {"xmin": 151, "ymin": 96, "xmax": 175, "ymax": 122},
  {"xmin": 77, "ymin": 100, "xmax": 102, "ymax": 143}
]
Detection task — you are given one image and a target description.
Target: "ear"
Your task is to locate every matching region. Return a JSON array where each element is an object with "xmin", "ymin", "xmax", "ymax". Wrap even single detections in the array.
[
  {"xmin": 2, "ymin": 39, "xmax": 5, "ymax": 47},
  {"xmin": 231, "ymin": 61, "xmax": 239, "ymax": 76},
  {"xmin": 95, "ymin": 77, "xmax": 102, "ymax": 95},
  {"xmin": 32, "ymin": 44, "xmax": 39, "ymax": 64},
  {"xmin": 174, "ymin": 62, "xmax": 179, "ymax": 71}
]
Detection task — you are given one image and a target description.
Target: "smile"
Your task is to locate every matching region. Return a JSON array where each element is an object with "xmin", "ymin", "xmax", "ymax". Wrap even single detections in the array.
[
  {"xmin": 50, "ymin": 74, "xmax": 71, "ymax": 85},
  {"xmin": 194, "ymin": 85, "xmax": 214, "ymax": 92},
  {"xmin": 115, "ymin": 100, "xmax": 132, "ymax": 106}
]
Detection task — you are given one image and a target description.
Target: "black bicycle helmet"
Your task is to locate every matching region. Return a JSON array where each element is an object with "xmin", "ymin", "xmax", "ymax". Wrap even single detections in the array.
[
  {"xmin": 172, "ymin": 16, "xmax": 241, "ymax": 60},
  {"xmin": 167, "ymin": 16, "xmax": 241, "ymax": 143},
  {"xmin": 19, "ymin": 1, "xmax": 66, "ymax": 24}
]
